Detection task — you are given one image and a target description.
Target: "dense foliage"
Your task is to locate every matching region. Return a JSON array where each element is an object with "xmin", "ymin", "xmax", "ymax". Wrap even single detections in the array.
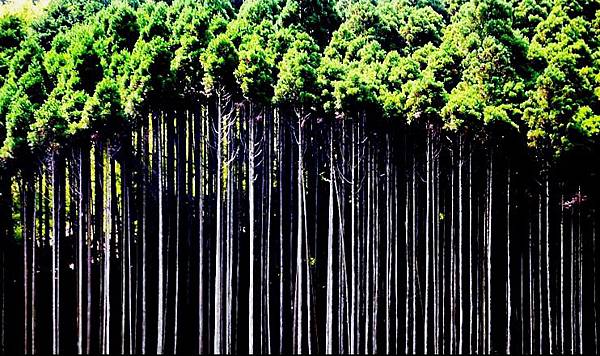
[{"xmin": 0, "ymin": 0, "xmax": 598, "ymax": 169}]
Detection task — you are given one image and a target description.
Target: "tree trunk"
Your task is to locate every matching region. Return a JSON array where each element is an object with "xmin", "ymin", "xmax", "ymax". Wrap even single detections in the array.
[
  {"xmin": 325, "ymin": 124, "xmax": 335, "ymax": 354},
  {"xmin": 248, "ymin": 104, "xmax": 256, "ymax": 355},
  {"xmin": 157, "ymin": 112, "xmax": 166, "ymax": 354}
]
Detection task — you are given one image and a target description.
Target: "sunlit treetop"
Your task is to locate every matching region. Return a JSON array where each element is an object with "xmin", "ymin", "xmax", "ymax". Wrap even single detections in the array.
[
  {"xmin": 274, "ymin": 31, "xmax": 321, "ymax": 114},
  {"xmin": 0, "ymin": 0, "xmax": 598, "ymax": 164}
]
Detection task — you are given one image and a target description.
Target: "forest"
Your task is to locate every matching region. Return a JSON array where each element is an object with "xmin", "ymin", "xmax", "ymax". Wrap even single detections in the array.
[{"xmin": 0, "ymin": 0, "xmax": 599, "ymax": 354}]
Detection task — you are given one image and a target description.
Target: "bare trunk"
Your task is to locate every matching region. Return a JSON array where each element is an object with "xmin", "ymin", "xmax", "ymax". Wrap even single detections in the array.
[
  {"xmin": 506, "ymin": 166, "xmax": 511, "ymax": 354},
  {"xmin": 248, "ymin": 105, "xmax": 256, "ymax": 354},
  {"xmin": 325, "ymin": 126, "xmax": 334, "ymax": 354},
  {"xmin": 157, "ymin": 113, "xmax": 166, "ymax": 354},
  {"xmin": 213, "ymin": 93, "xmax": 224, "ymax": 354}
]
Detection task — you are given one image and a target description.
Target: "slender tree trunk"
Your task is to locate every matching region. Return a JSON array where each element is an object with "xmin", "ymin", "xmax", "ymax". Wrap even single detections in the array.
[
  {"xmin": 293, "ymin": 113, "xmax": 305, "ymax": 354},
  {"xmin": 277, "ymin": 109, "xmax": 284, "ymax": 355},
  {"xmin": 157, "ymin": 113, "xmax": 166, "ymax": 354},
  {"xmin": 325, "ymin": 125, "xmax": 334, "ymax": 354},
  {"xmin": 468, "ymin": 143, "xmax": 473, "ymax": 354},
  {"xmin": 350, "ymin": 118, "xmax": 357, "ymax": 355},
  {"xmin": 560, "ymin": 193, "xmax": 565, "ymax": 354},
  {"xmin": 78, "ymin": 146, "xmax": 87, "ymax": 354},
  {"xmin": 214, "ymin": 93, "xmax": 225, "ymax": 354},
  {"xmin": 578, "ymin": 186, "xmax": 583, "ymax": 354},
  {"xmin": 385, "ymin": 134, "xmax": 391, "ymax": 355},
  {"xmin": 265, "ymin": 109, "xmax": 273, "ymax": 354},
  {"xmin": 22, "ymin": 180, "xmax": 29, "ymax": 355},
  {"xmin": 196, "ymin": 105, "xmax": 205, "ymax": 354},
  {"xmin": 425, "ymin": 130, "xmax": 430, "ymax": 354},
  {"xmin": 458, "ymin": 136, "xmax": 464, "ymax": 354},
  {"xmin": 52, "ymin": 153, "xmax": 61, "ymax": 354},
  {"xmin": 545, "ymin": 173, "xmax": 552, "ymax": 354},
  {"xmin": 248, "ymin": 105, "xmax": 256, "ymax": 355},
  {"xmin": 487, "ymin": 149, "xmax": 493, "ymax": 354},
  {"xmin": 506, "ymin": 166, "xmax": 511, "ymax": 354},
  {"xmin": 141, "ymin": 122, "xmax": 148, "ymax": 354},
  {"xmin": 31, "ymin": 175, "xmax": 38, "ymax": 354},
  {"xmin": 404, "ymin": 137, "xmax": 410, "ymax": 356},
  {"xmin": 412, "ymin": 148, "xmax": 416, "ymax": 355}
]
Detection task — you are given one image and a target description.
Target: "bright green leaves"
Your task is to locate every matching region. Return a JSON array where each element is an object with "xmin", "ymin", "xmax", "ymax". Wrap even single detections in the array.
[
  {"xmin": 0, "ymin": 13, "xmax": 26, "ymax": 50},
  {"xmin": 0, "ymin": 26, "xmax": 47, "ymax": 159},
  {"xmin": 274, "ymin": 32, "xmax": 320, "ymax": 111},
  {"xmin": 126, "ymin": 36, "xmax": 174, "ymax": 115},
  {"xmin": 137, "ymin": 1, "xmax": 171, "ymax": 41},
  {"xmin": 522, "ymin": 2, "xmax": 600, "ymax": 155},
  {"xmin": 376, "ymin": 0, "xmax": 445, "ymax": 53},
  {"xmin": 378, "ymin": 51, "xmax": 417, "ymax": 119},
  {"xmin": 442, "ymin": 82, "xmax": 483, "ymax": 130},
  {"xmin": 201, "ymin": 32, "xmax": 238, "ymax": 94},
  {"xmin": 429, "ymin": 0, "xmax": 527, "ymax": 132},
  {"xmin": 170, "ymin": 2, "xmax": 212, "ymax": 100},
  {"xmin": 238, "ymin": 0, "xmax": 283, "ymax": 24},
  {"xmin": 81, "ymin": 78, "xmax": 126, "ymax": 135},
  {"xmin": 46, "ymin": 23, "xmax": 105, "ymax": 96},
  {"xmin": 403, "ymin": 70, "xmax": 446, "ymax": 125},
  {"xmin": 327, "ymin": 41, "xmax": 384, "ymax": 115},
  {"xmin": 1, "ymin": 92, "xmax": 34, "ymax": 158},
  {"xmin": 402, "ymin": 6, "xmax": 445, "ymax": 49},
  {"xmin": 320, "ymin": 1, "xmax": 383, "ymax": 117},
  {"xmin": 319, "ymin": 0, "xmax": 447, "ymax": 122},
  {"xmin": 514, "ymin": 0, "xmax": 551, "ymax": 38},
  {"xmin": 573, "ymin": 106, "xmax": 600, "ymax": 137},
  {"xmin": 0, "ymin": 13, "xmax": 27, "ymax": 85},
  {"xmin": 0, "ymin": 0, "xmax": 599, "ymax": 166},
  {"xmin": 29, "ymin": 94, "xmax": 68, "ymax": 150},
  {"xmin": 236, "ymin": 26, "xmax": 276, "ymax": 104},
  {"xmin": 10, "ymin": 35, "xmax": 47, "ymax": 105}
]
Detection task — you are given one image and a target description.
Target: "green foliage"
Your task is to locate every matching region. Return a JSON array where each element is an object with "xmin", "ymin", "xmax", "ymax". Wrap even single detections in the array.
[
  {"xmin": 136, "ymin": 0, "xmax": 170, "ymax": 41},
  {"xmin": 10, "ymin": 35, "xmax": 47, "ymax": 105},
  {"xmin": 170, "ymin": 1, "xmax": 212, "ymax": 100},
  {"xmin": 28, "ymin": 94, "xmax": 66, "ymax": 150},
  {"xmin": 125, "ymin": 36, "xmax": 174, "ymax": 115},
  {"xmin": 1, "ymin": 92, "xmax": 34, "ymax": 158},
  {"xmin": 274, "ymin": 31, "xmax": 321, "ymax": 111},
  {"xmin": 31, "ymin": 0, "xmax": 106, "ymax": 49},
  {"xmin": 0, "ymin": 0, "xmax": 599, "ymax": 166},
  {"xmin": 279, "ymin": 0, "xmax": 339, "ymax": 47},
  {"xmin": 0, "ymin": 13, "xmax": 27, "ymax": 85},
  {"xmin": 376, "ymin": 0, "xmax": 445, "ymax": 52},
  {"xmin": 328, "ymin": 40, "xmax": 384, "ymax": 114},
  {"xmin": 201, "ymin": 31, "xmax": 238, "ymax": 94},
  {"xmin": 522, "ymin": 2, "xmax": 600, "ymax": 156},
  {"xmin": 235, "ymin": 25, "xmax": 276, "ymax": 104},
  {"xmin": 80, "ymin": 78, "xmax": 126, "ymax": 135},
  {"xmin": 98, "ymin": 2, "xmax": 140, "ymax": 52},
  {"xmin": 238, "ymin": 0, "xmax": 282, "ymax": 24},
  {"xmin": 404, "ymin": 70, "xmax": 446, "ymax": 124}
]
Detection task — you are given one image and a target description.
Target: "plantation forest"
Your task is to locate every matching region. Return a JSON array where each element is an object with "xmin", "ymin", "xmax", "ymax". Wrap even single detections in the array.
[{"xmin": 0, "ymin": 0, "xmax": 600, "ymax": 354}]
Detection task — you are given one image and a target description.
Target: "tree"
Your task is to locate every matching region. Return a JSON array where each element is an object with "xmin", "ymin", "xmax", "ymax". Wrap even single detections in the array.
[
  {"xmin": 0, "ymin": 12, "xmax": 27, "ymax": 86},
  {"xmin": 31, "ymin": 0, "xmax": 106, "ymax": 49},
  {"xmin": 523, "ymin": 1, "xmax": 600, "ymax": 156},
  {"xmin": 201, "ymin": 23, "xmax": 239, "ymax": 354},
  {"xmin": 273, "ymin": 30, "xmax": 321, "ymax": 354},
  {"xmin": 279, "ymin": 0, "xmax": 339, "ymax": 47}
]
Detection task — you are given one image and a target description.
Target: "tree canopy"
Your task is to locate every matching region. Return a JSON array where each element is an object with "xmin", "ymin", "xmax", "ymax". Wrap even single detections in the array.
[{"xmin": 0, "ymin": 0, "xmax": 599, "ymax": 166}]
